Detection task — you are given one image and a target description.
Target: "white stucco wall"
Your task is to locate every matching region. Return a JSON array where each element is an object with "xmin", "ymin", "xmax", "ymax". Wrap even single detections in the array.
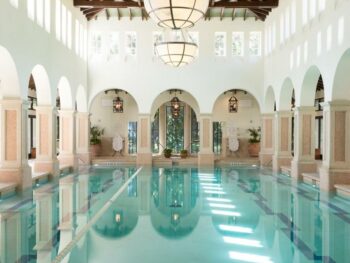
[
  {"xmin": 263, "ymin": 0, "xmax": 350, "ymax": 110},
  {"xmin": 87, "ymin": 19, "xmax": 265, "ymax": 114},
  {"xmin": 0, "ymin": 0, "xmax": 88, "ymax": 107}
]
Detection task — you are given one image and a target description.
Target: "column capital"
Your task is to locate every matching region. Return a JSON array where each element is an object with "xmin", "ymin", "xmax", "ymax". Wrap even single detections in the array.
[
  {"xmin": 261, "ymin": 113, "xmax": 275, "ymax": 118},
  {"xmin": 294, "ymin": 106, "xmax": 316, "ymax": 113},
  {"xmin": 58, "ymin": 109, "xmax": 76, "ymax": 116},
  {"xmin": 275, "ymin": 110, "xmax": 293, "ymax": 117},
  {"xmin": 35, "ymin": 105, "xmax": 56, "ymax": 112},
  {"xmin": 322, "ymin": 100, "xmax": 350, "ymax": 111},
  {"xmin": 75, "ymin": 111, "xmax": 90, "ymax": 118}
]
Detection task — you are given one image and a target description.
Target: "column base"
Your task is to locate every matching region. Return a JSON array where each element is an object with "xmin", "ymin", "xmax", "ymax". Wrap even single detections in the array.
[
  {"xmin": 272, "ymin": 154, "xmax": 292, "ymax": 172},
  {"xmin": 58, "ymin": 154, "xmax": 78, "ymax": 171},
  {"xmin": 77, "ymin": 152, "xmax": 91, "ymax": 165},
  {"xmin": 0, "ymin": 165, "xmax": 32, "ymax": 190},
  {"xmin": 260, "ymin": 152, "xmax": 273, "ymax": 167},
  {"xmin": 137, "ymin": 153, "xmax": 152, "ymax": 166},
  {"xmin": 34, "ymin": 159, "xmax": 60, "ymax": 178},
  {"xmin": 291, "ymin": 159, "xmax": 317, "ymax": 180},
  {"xmin": 198, "ymin": 153, "xmax": 215, "ymax": 168},
  {"xmin": 319, "ymin": 166, "xmax": 350, "ymax": 191}
]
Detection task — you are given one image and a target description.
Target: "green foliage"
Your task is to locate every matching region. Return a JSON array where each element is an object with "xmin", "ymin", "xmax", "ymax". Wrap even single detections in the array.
[
  {"xmin": 90, "ymin": 125, "xmax": 104, "ymax": 145},
  {"xmin": 247, "ymin": 127, "xmax": 261, "ymax": 143},
  {"xmin": 166, "ymin": 106, "xmax": 184, "ymax": 153},
  {"xmin": 163, "ymin": 148, "xmax": 172, "ymax": 158}
]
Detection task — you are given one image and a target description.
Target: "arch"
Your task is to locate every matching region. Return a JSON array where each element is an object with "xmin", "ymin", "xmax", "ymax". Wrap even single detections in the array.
[
  {"xmin": 211, "ymin": 88, "xmax": 262, "ymax": 113},
  {"xmin": 31, "ymin": 64, "xmax": 52, "ymax": 106},
  {"xmin": 332, "ymin": 48, "xmax": 350, "ymax": 101},
  {"xmin": 299, "ymin": 65, "xmax": 323, "ymax": 107},
  {"xmin": 150, "ymin": 89, "xmax": 200, "ymax": 118},
  {"xmin": 57, "ymin": 76, "xmax": 74, "ymax": 110},
  {"xmin": 263, "ymin": 86, "xmax": 276, "ymax": 113},
  {"xmin": 76, "ymin": 85, "xmax": 88, "ymax": 112},
  {"xmin": 277, "ymin": 78, "xmax": 294, "ymax": 111},
  {"xmin": 89, "ymin": 88, "xmax": 139, "ymax": 113},
  {"xmin": 0, "ymin": 45, "xmax": 21, "ymax": 99}
]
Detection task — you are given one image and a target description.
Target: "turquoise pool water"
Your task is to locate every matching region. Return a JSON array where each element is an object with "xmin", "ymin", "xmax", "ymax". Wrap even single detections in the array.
[{"xmin": 0, "ymin": 166, "xmax": 350, "ymax": 263}]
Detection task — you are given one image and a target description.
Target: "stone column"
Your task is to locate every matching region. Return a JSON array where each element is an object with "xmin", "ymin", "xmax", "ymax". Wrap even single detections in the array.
[
  {"xmin": 58, "ymin": 110, "xmax": 78, "ymax": 169},
  {"xmin": 0, "ymin": 99, "xmax": 31, "ymax": 189},
  {"xmin": 0, "ymin": 212, "xmax": 21, "ymax": 263},
  {"xmin": 75, "ymin": 112, "xmax": 90, "ymax": 165},
  {"xmin": 319, "ymin": 101, "xmax": 350, "ymax": 191},
  {"xmin": 198, "ymin": 114, "xmax": 214, "ymax": 167},
  {"xmin": 59, "ymin": 174, "xmax": 76, "ymax": 230},
  {"xmin": 137, "ymin": 114, "xmax": 152, "ymax": 165},
  {"xmin": 260, "ymin": 113, "xmax": 275, "ymax": 166},
  {"xmin": 291, "ymin": 107, "xmax": 317, "ymax": 179},
  {"xmin": 34, "ymin": 106, "xmax": 59, "ymax": 177},
  {"xmin": 158, "ymin": 105, "xmax": 166, "ymax": 153},
  {"xmin": 272, "ymin": 111, "xmax": 293, "ymax": 172},
  {"xmin": 184, "ymin": 104, "xmax": 191, "ymax": 151},
  {"xmin": 33, "ymin": 185, "xmax": 54, "ymax": 251}
]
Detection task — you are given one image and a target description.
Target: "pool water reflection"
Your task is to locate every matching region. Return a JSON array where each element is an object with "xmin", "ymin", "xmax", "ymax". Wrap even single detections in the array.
[{"xmin": 1, "ymin": 166, "xmax": 350, "ymax": 263}]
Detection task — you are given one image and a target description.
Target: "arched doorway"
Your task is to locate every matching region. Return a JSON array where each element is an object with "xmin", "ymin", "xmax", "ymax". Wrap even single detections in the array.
[
  {"xmin": 212, "ymin": 89, "xmax": 261, "ymax": 159},
  {"xmin": 89, "ymin": 89, "xmax": 139, "ymax": 157},
  {"xmin": 150, "ymin": 89, "xmax": 200, "ymax": 156}
]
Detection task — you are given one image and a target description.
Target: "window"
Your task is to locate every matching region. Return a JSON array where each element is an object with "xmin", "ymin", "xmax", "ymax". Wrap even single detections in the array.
[
  {"xmin": 213, "ymin": 122, "xmax": 223, "ymax": 155},
  {"xmin": 44, "ymin": 0, "xmax": 50, "ymax": 32},
  {"xmin": 36, "ymin": 0, "xmax": 44, "ymax": 27},
  {"xmin": 296, "ymin": 45, "xmax": 301, "ymax": 67},
  {"xmin": 80, "ymin": 24, "xmax": 84, "ymax": 57},
  {"xmin": 166, "ymin": 106, "xmax": 184, "ymax": 153},
  {"xmin": 280, "ymin": 14, "xmax": 284, "ymax": 44},
  {"xmin": 302, "ymin": 1, "xmax": 308, "ymax": 25},
  {"xmin": 128, "ymin": 122, "xmax": 137, "ymax": 154},
  {"xmin": 55, "ymin": 0, "xmax": 61, "ymax": 40},
  {"xmin": 214, "ymin": 32, "xmax": 226, "ymax": 57},
  {"xmin": 84, "ymin": 28, "xmax": 88, "ymax": 60},
  {"xmin": 90, "ymin": 32, "xmax": 102, "ymax": 55},
  {"xmin": 291, "ymin": 1, "xmax": 296, "ymax": 35},
  {"xmin": 290, "ymin": 51, "xmax": 294, "ymax": 69},
  {"xmin": 67, "ymin": 11, "xmax": 72, "ymax": 49},
  {"xmin": 28, "ymin": 0, "xmax": 35, "ymax": 20},
  {"xmin": 338, "ymin": 17, "xmax": 344, "ymax": 45},
  {"xmin": 310, "ymin": 0, "xmax": 316, "ymax": 19},
  {"xmin": 232, "ymin": 32, "xmax": 244, "ymax": 56},
  {"xmin": 151, "ymin": 110, "xmax": 159, "ymax": 153},
  {"xmin": 319, "ymin": 0, "xmax": 326, "ymax": 12},
  {"xmin": 285, "ymin": 7, "xmax": 290, "ymax": 40},
  {"xmin": 249, "ymin": 32, "xmax": 261, "ymax": 56},
  {"xmin": 190, "ymin": 109, "xmax": 199, "ymax": 154},
  {"xmin": 188, "ymin": 31, "xmax": 199, "ymax": 55},
  {"xmin": 108, "ymin": 32, "xmax": 120, "ymax": 56},
  {"xmin": 75, "ymin": 20, "xmax": 80, "ymax": 55},
  {"xmin": 10, "ymin": 0, "xmax": 18, "ymax": 8},
  {"xmin": 272, "ymin": 22, "xmax": 276, "ymax": 49},
  {"xmin": 125, "ymin": 31, "xmax": 137, "ymax": 57},
  {"xmin": 152, "ymin": 32, "xmax": 164, "ymax": 55},
  {"xmin": 61, "ymin": 4, "xmax": 67, "ymax": 45},
  {"xmin": 327, "ymin": 25, "xmax": 332, "ymax": 51}
]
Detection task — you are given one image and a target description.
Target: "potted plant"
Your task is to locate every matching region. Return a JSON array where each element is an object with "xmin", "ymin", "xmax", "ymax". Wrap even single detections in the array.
[
  {"xmin": 180, "ymin": 149, "xmax": 188, "ymax": 159},
  {"xmin": 163, "ymin": 148, "xmax": 172, "ymax": 158},
  {"xmin": 90, "ymin": 125, "xmax": 105, "ymax": 158},
  {"xmin": 247, "ymin": 127, "xmax": 261, "ymax": 157}
]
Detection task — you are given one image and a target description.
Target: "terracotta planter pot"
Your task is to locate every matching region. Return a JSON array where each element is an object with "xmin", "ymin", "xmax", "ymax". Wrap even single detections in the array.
[
  {"xmin": 180, "ymin": 151, "xmax": 188, "ymax": 159},
  {"xmin": 90, "ymin": 144, "xmax": 102, "ymax": 158},
  {"xmin": 248, "ymin": 142, "xmax": 260, "ymax": 157}
]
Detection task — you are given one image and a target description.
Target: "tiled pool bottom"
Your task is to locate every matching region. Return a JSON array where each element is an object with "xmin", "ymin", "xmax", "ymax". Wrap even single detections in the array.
[{"xmin": 1, "ymin": 167, "xmax": 350, "ymax": 263}]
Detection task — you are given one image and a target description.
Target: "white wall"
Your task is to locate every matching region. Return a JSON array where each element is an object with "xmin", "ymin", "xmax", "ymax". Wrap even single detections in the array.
[
  {"xmin": 87, "ymin": 18, "xmax": 265, "ymax": 114},
  {"xmin": 0, "ymin": 0, "xmax": 88, "ymax": 106},
  {"xmin": 263, "ymin": 0, "xmax": 350, "ymax": 110}
]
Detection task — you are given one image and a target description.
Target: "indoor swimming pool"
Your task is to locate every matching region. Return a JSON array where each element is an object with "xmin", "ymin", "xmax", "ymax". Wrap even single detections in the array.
[{"xmin": 0, "ymin": 166, "xmax": 349, "ymax": 263}]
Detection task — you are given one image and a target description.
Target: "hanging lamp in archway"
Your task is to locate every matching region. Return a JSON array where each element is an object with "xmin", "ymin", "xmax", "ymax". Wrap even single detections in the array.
[
  {"xmin": 171, "ymin": 96, "xmax": 181, "ymax": 118},
  {"xmin": 144, "ymin": 0, "xmax": 209, "ymax": 29},
  {"xmin": 228, "ymin": 95, "xmax": 238, "ymax": 113}
]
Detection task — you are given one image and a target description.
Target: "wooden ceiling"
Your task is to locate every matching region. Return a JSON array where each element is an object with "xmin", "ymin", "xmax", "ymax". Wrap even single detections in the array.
[{"xmin": 74, "ymin": 0, "xmax": 279, "ymax": 22}]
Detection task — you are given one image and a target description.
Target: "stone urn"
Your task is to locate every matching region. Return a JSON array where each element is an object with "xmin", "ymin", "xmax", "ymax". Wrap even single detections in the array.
[
  {"xmin": 248, "ymin": 142, "xmax": 260, "ymax": 157},
  {"xmin": 90, "ymin": 144, "xmax": 102, "ymax": 158}
]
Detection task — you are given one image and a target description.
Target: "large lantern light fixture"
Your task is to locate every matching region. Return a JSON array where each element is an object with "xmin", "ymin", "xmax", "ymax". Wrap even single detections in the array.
[
  {"xmin": 228, "ymin": 93, "xmax": 238, "ymax": 113},
  {"xmin": 144, "ymin": 0, "xmax": 210, "ymax": 29},
  {"xmin": 155, "ymin": 30, "xmax": 198, "ymax": 67}
]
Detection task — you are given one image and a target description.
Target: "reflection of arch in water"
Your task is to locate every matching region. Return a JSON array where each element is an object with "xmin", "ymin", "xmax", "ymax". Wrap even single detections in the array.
[
  {"xmin": 91, "ymin": 168, "xmax": 139, "ymax": 239},
  {"xmin": 150, "ymin": 168, "xmax": 201, "ymax": 239}
]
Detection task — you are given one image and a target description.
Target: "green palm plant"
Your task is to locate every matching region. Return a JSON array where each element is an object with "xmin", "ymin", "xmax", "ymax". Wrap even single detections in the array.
[{"xmin": 90, "ymin": 125, "xmax": 105, "ymax": 145}]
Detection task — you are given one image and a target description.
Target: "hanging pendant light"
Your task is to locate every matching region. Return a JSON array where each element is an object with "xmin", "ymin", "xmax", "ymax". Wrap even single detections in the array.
[
  {"xmin": 144, "ymin": 0, "xmax": 209, "ymax": 29},
  {"xmin": 155, "ymin": 30, "xmax": 198, "ymax": 67},
  {"xmin": 171, "ymin": 95, "xmax": 181, "ymax": 118},
  {"xmin": 228, "ymin": 95, "xmax": 238, "ymax": 113},
  {"xmin": 113, "ymin": 96, "xmax": 124, "ymax": 113}
]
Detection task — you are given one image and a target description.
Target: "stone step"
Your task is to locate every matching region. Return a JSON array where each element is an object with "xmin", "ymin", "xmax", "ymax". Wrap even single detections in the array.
[
  {"xmin": 302, "ymin": 173, "xmax": 320, "ymax": 187},
  {"xmin": 335, "ymin": 184, "xmax": 350, "ymax": 199},
  {"xmin": 0, "ymin": 182, "xmax": 17, "ymax": 199},
  {"xmin": 281, "ymin": 166, "xmax": 291, "ymax": 176},
  {"xmin": 32, "ymin": 172, "xmax": 50, "ymax": 185}
]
